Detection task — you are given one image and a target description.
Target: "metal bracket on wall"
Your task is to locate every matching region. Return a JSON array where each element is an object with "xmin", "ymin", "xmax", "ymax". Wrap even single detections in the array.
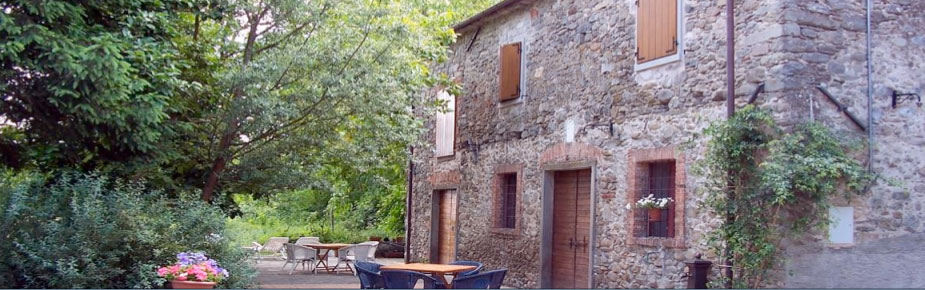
[
  {"xmin": 747, "ymin": 83, "xmax": 765, "ymax": 105},
  {"xmin": 892, "ymin": 90, "xmax": 922, "ymax": 108},
  {"xmin": 816, "ymin": 86, "xmax": 868, "ymax": 132},
  {"xmin": 466, "ymin": 27, "xmax": 481, "ymax": 52}
]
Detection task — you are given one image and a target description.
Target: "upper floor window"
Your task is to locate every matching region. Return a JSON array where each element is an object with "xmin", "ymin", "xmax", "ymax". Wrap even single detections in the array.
[
  {"xmin": 499, "ymin": 42, "xmax": 522, "ymax": 102},
  {"xmin": 636, "ymin": 0, "xmax": 678, "ymax": 64},
  {"xmin": 435, "ymin": 90, "xmax": 455, "ymax": 157}
]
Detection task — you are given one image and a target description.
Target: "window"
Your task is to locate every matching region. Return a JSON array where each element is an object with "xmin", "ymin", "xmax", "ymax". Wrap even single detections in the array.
[
  {"xmin": 626, "ymin": 147, "xmax": 686, "ymax": 247},
  {"xmin": 492, "ymin": 165, "xmax": 522, "ymax": 235},
  {"xmin": 636, "ymin": 0, "xmax": 678, "ymax": 64},
  {"xmin": 640, "ymin": 162, "xmax": 675, "ymax": 237},
  {"xmin": 499, "ymin": 173, "xmax": 517, "ymax": 229},
  {"xmin": 499, "ymin": 42, "xmax": 522, "ymax": 102},
  {"xmin": 435, "ymin": 90, "xmax": 455, "ymax": 157}
]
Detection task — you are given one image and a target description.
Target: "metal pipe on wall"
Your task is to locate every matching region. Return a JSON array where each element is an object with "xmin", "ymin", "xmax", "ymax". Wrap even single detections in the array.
[
  {"xmin": 405, "ymin": 146, "xmax": 414, "ymax": 263},
  {"xmin": 865, "ymin": 0, "xmax": 874, "ymax": 172},
  {"xmin": 724, "ymin": 0, "xmax": 736, "ymax": 287}
]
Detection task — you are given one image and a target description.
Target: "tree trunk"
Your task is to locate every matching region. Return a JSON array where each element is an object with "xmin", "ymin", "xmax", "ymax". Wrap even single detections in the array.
[
  {"xmin": 201, "ymin": 4, "xmax": 264, "ymax": 202},
  {"xmin": 201, "ymin": 122, "xmax": 239, "ymax": 201},
  {"xmin": 201, "ymin": 157, "xmax": 225, "ymax": 202}
]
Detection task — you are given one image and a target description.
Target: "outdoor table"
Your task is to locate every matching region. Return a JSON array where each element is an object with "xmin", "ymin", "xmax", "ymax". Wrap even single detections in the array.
[
  {"xmin": 380, "ymin": 263, "xmax": 477, "ymax": 289},
  {"xmin": 305, "ymin": 243, "xmax": 352, "ymax": 273}
]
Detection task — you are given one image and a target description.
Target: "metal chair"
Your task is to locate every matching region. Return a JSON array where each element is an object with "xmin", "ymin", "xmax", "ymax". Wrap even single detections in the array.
[
  {"xmin": 427, "ymin": 260, "xmax": 484, "ymax": 289},
  {"xmin": 381, "ymin": 270, "xmax": 439, "ymax": 289},
  {"xmin": 354, "ymin": 261, "xmax": 384, "ymax": 289}
]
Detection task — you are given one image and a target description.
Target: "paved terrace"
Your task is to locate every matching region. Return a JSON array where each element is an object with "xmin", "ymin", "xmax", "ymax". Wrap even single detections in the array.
[{"xmin": 255, "ymin": 258, "xmax": 405, "ymax": 289}]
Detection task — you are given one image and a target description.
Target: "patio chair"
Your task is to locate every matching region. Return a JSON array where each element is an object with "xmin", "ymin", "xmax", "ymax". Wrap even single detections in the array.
[
  {"xmin": 349, "ymin": 243, "xmax": 377, "ymax": 263},
  {"xmin": 354, "ymin": 261, "xmax": 385, "ymax": 289},
  {"xmin": 487, "ymin": 269, "xmax": 507, "ymax": 289},
  {"xmin": 450, "ymin": 269, "xmax": 507, "ymax": 289},
  {"xmin": 381, "ymin": 270, "xmax": 439, "ymax": 289},
  {"xmin": 427, "ymin": 260, "xmax": 483, "ymax": 289},
  {"xmin": 285, "ymin": 244, "xmax": 318, "ymax": 275},
  {"xmin": 358, "ymin": 241, "xmax": 380, "ymax": 261},
  {"xmin": 295, "ymin": 236, "xmax": 321, "ymax": 246},
  {"xmin": 258, "ymin": 237, "xmax": 290, "ymax": 259}
]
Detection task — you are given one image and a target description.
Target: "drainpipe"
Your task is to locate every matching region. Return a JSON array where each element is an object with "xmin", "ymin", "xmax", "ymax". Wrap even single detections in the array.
[
  {"xmin": 865, "ymin": 0, "xmax": 874, "ymax": 172},
  {"xmin": 405, "ymin": 146, "xmax": 414, "ymax": 263},
  {"xmin": 725, "ymin": 0, "xmax": 736, "ymax": 118},
  {"xmin": 724, "ymin": 0, "xmax": 736, "ymax": 288}
]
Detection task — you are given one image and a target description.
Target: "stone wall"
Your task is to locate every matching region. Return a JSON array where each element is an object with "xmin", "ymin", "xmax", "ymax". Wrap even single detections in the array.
[
  {"xmin": 410, "ymin": 0, "xmax": 924, "ymax": 288},
  {"xmin": 775, "ymin": 0, "xmax": 925, "ymax": 287}
]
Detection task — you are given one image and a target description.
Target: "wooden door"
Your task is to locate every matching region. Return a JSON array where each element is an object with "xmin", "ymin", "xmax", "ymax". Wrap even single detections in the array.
[
  {"xmin": 551, "ymin": 169, "xmax": 592, "ymax": 288},
  {"xmin": 437, "ymin": 190, "xmax": 457, "ymax": 264}
]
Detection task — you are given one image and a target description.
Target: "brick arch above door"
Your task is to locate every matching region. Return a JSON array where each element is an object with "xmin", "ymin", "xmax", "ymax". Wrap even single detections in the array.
[{"xmin": 539, "ymin": 142, "xmax": 604, "ymax": 167}]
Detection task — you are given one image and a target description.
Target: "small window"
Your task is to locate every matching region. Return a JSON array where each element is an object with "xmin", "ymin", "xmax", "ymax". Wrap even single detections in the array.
[
  {"xmin": 498, "ymin": 173, "xmax": 518, "ymax": 229},
  {"xmin": 636, "ymin": 0, "xmax": 678, "ymax": 63},
  {"xmin": 637, "ymin": 161, "xmax": 675, "ymax": 238},
  {"xmin": 435, "ymin": 91, "xmax": 455, "ymax": 157},
  {"xmin": 499, "ymin": 42, "xmax": 522, "ymax": 102}
]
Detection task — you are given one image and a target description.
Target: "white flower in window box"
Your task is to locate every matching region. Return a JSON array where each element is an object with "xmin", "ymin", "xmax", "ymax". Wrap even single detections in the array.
[{"xmin": 629, "ymin": 194, "xmax": 674, "ymax": 222}]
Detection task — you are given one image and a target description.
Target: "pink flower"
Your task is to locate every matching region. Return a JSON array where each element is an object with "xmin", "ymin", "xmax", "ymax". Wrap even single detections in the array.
[
  {"xmin": 157, "ymin": 267, "xmax": 168, "ymax": 277},
  {"xmin": 176, "ymin": 273, "xmax": 188, "ymax": 281}
]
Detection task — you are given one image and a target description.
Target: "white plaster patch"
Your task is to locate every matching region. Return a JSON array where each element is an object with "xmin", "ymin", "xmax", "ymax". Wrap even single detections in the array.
[
  {"xmin": 828, "ymin": 206, "xmax": 854, "ymax": 244},
  {"xmin": 564, "ymin": 119, "xmax": 577, "ymax": 143}
]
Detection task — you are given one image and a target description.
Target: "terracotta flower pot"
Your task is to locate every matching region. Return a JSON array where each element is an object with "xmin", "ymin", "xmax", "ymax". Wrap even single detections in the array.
[
  {"xmin": 394, "ymin": 236, "xmax": 404, "ymax": 243},
  {"xmin": 170, "ymin": 280, "xmax": 217, "ymax": 289},
  {"xmin": 647, "ymin": 208, "xmax": 663, "ymax": 222},
  {"xmin": 369, "ymin": 236, "xmax": 382, "ymax": 241}
]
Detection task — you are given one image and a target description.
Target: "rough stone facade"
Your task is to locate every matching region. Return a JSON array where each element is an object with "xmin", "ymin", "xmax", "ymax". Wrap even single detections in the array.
[{"xmin": 409, "ymin": 0, "xmax": 925, "ymax": 288}]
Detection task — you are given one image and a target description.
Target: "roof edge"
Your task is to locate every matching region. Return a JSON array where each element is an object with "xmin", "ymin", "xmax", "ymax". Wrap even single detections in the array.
[{"xmin": 452, "ymin": 0, "xmax": 527, "ymax": 33}]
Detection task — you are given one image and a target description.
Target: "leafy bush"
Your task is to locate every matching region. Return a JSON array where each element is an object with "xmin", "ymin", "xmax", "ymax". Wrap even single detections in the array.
[
  {"xmin": 226, "ymin": 190, "xmax": 403, "ymax": 246},
  {"xmin": 0, "ymin": 172, "xmax": 256, "ymax": 288}
]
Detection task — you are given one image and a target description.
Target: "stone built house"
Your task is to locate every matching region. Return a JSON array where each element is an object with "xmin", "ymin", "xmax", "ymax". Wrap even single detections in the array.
[{"xmin": 408, "ymin": 0, "xmax": 925, "ymax": 288}]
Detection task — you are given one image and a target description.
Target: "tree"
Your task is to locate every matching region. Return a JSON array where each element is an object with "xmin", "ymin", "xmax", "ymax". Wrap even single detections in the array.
[
  {"xmin": 0, "ymin": 0, "xmax": 202, "ymax": 172},
  {"xmin": 191, "ymin": 0, "xmax": 456, "ymax": 201}
]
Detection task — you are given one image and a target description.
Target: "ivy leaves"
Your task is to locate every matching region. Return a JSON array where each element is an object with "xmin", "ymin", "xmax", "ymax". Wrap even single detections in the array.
[{"xmin": 699, "ymin": 106, "xmax": 871, "ymax": 288}]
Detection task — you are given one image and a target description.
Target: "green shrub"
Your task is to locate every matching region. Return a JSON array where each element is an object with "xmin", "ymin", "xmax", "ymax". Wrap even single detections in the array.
[{"xmin": 0, "ymin": 172, "xmax": 256, "ymax": 288}]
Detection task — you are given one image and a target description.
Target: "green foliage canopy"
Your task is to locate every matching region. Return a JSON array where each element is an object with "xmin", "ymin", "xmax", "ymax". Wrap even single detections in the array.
[{"xmin": 0, "ymin": 0, "xmax": 203, "ymax": 171}]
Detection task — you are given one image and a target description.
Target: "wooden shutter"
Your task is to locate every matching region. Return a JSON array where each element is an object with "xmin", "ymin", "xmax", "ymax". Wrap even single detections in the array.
[
  {"xmin": 637, "ymin": 0, "xmax": 678, "ymax": 63},
  {"xmin": 499, "ymin": 43, "xmax": 522, "ymax": 101},
  {"xmin": 435, "ymin": 91, "xmax": 455, "ymax": 157}
]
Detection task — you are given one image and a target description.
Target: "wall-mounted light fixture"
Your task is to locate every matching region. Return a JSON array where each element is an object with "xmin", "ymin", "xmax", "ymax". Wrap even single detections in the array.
[{"xmin": 892, "ymin": 90, "xmax": 922, "ymax": 108}]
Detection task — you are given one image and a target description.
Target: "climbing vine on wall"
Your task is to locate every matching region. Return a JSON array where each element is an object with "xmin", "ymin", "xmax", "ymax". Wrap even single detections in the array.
[{"xmin": 696, "ymin": 106, "xmax": 872, "ymax": 288}]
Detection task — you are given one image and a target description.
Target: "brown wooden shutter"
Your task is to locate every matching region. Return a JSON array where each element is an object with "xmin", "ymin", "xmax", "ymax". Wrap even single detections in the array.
[
  {"xmin": 637, "ymin": 0, "xmax": 678, "ymax": 63},
  {"xmin": 435, "ymin": 91, "xmax": 455, "ymax": 157},
  {"xmin": 657, "ymin": 0, "xmax": 678, "ymax": 56},
  {"xmin": 499, "ymin": 43, "xmax": 522, "ymax": 101}
]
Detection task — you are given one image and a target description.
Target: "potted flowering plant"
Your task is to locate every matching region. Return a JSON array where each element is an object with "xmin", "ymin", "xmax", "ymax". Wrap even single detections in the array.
[
  {"xmin": 157, "ymin": 252, "xmax": 228, "ymax": 289},
  {"xmin": 628, "ymin": 194, "xmax": 674, "ymax": 222}
]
